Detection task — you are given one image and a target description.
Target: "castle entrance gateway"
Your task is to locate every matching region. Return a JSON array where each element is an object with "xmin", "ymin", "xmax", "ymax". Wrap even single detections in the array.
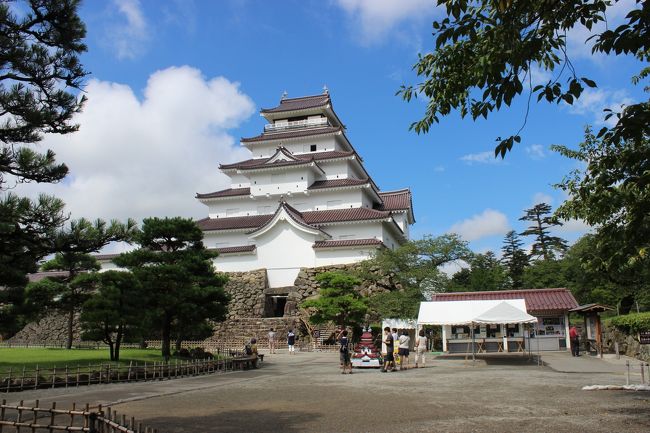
[{"xmin": 263, "ymin": 287, "xmax": 296, "ymax": 317}]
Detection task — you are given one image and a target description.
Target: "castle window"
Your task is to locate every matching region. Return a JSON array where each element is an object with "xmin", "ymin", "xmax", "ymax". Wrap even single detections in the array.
[{"xmin": 310, "ymin": 144, "xmax": 317, "ymax": 152}]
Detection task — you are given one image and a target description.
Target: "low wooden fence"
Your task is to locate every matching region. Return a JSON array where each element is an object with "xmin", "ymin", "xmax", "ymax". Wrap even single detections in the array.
[
  {"xmin": 1, "ymin": 357, "xmax": 253, "ymax": 393},
  {"xmin": 0, "ymin": 399, "xmax": 158, "ymax": 432}
]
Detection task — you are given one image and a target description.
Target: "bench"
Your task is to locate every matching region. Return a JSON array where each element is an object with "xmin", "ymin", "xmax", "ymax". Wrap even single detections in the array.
[{"xmin": 231, "ymin": 354, "xmax": 264, "ymax": 370}]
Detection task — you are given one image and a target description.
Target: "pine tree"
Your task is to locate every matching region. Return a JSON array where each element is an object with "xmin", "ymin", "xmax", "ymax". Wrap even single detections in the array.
[
  {"xmin": 519, "ymin": 203, "xmax": 568, "ymax": 260},
  {"xmin": 501, "ymin": 230, "xmax": 529, "ymax": 289}
]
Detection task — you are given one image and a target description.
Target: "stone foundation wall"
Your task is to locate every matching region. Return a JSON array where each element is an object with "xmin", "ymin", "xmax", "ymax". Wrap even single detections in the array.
[
  {"xmin": 9, "ymin": 313, "xmax": 80, "ymax": 344},
  {"xmin": 9, "ymin": 264, "xmax": 397, "ymax": 344},
  {"xmin": 603, "ymin": 325, "xmax": 650, "ymax": 362}
]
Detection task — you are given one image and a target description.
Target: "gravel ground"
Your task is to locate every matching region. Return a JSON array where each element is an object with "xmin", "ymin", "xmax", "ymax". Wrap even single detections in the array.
[{"xmin": 9, "ymin": 352, "xmax": 650, "ymax": 432}]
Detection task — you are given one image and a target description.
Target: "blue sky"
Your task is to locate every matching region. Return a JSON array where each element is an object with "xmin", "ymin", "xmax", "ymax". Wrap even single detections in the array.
[{"xmin": 17, "ymin": 0, "xmax": 644, "ymax": 256}]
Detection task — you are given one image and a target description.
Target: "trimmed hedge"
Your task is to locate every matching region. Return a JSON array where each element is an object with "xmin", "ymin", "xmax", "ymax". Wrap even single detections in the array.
[{"xmin": 607, "ymin": 312, "xmax": 650, "ymax": 334}]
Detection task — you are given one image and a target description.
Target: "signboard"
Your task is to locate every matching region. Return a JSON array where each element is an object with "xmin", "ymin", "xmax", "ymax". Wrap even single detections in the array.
[{"xmin": 640, "ymin": 331, "xmax": 650, "ymax": 344}]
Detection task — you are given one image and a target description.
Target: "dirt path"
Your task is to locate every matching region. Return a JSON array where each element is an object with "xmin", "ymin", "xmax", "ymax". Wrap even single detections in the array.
[{"xmin": 8, "ymin": 352, "xmax": 650, "ymax": 432}]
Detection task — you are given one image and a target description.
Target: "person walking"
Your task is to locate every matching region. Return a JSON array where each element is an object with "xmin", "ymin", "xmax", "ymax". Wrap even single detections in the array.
[
  {"xmin": 381, "ymin": 327, "xmax": 395, "ymax": 372},
  {"xmin": 414, "ymin": 329, "xmax": 428, "ymax": 368},
  {"xmin": 339, "ymin": 330, "xmax": 352, "ymax": 374},
  {"xmin": 287, "ymin": 329, "xmax": 296, "ymax": 355},
  {"xmin": 398, "ymin": 330, "xmax": 410, "ymax": 370},
  {"xmin": 569, "ymin": 325, "xmax": 580, "ymax": 357},
  {"xmin": 268, "ymin": 328, "xmax": 276, "ymax": 354}
]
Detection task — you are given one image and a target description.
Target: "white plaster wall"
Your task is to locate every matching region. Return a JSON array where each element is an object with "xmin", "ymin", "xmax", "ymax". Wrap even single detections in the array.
[
  {"xmin": 382, "ymin": 226, "xmax": 400, "ymax": 250},
  {"xmin": 391, "ymin": 213, "xmax": 410, "ymax": 238},
  {"xmin": 213, "ymin": 253, "xmax": 260, "ymax": 272},
  {"xmin": 255, "ymin": 220, "xmax": 319, "ymax": 287},
  {"xmin": 322, "ymin": 160, "xmax": 349, "ymax": 180},
  {"xmin": 248, "ymin": 136, "xmax": 337, "ymax": 158},
  {"xmin": 321, "ymin": 222, "xmax": 382, "ymax": 240},
  {"xmin": 314, "ymin": 248, "xmax": 376, "ymax": 266},
  {"xmin": 249, "ymin": 168, "xmax": 311, "ymax": 197},
  {"xmin": 203, "ymin": 231, "xmax": 252, "ymax": 248},
  {"xmin": 228, "ymin": 174, "xmax": 250, "ymax": 188},
  {"xmin": 206, "ymin": 188, "xmax": 367, "ymax": 217}
]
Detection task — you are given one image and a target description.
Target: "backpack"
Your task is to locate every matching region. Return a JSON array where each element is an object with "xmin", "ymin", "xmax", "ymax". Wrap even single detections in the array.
[{"xmin": 340, "ymin": 337, "xmax": 349, "ymax": 353}]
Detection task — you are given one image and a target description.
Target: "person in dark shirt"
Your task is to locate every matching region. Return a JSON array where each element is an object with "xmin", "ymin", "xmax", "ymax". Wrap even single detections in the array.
[
  {"xmin": 339, "ymin": 330, "xmax": 352, "ymax": 374},
  {"xmin": 287, "ymin": 329, "xmax": 296, "ymax": 355},
  {"xmin": 382, "ymin": 326, "xmax": 395, "ymax": 372}
]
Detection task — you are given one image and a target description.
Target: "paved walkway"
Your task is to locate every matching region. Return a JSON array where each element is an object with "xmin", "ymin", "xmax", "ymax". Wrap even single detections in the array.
[{"xmin": 6, "ymin": 351, "xmax": 650, "ymax": 432}]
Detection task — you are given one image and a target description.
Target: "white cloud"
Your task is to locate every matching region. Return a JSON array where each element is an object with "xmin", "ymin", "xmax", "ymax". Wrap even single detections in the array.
[
  {"xmin": 459, "ymin": 151, "xmax": 501, "ymax": 165},
  {"xmin": 109, "ymin": 0, "xmax": 150, "ymax": 59},
  {"xmin": 566, "ymin": 88, "xmax": 634, "ymax": 127},
  {"xmin": 525, "ymin": 144, "xmax": 546, "ymax": 160},
  {"xmin": 532, "ymin": 192, "xmax": 553, "ymax": 206},
  {"xmin": 554, "ymin": 219, "xmax": 592, "ymax": 234},
  {"xmin": 16, "ymin": 66, "xmax": 255, "ymax": 223},
  {"xmin": 449, "ymin": 209, "xmax": 511, "ymax": 242},
  {"xmin": 566, "ymin": 0, "xmax": 638, "ymax": 61},
  {"xmin": 433, "ymin": 165, "xmax": 445, "ymax": 172},
  {"xmin": 334, "ymin": 0, "xmax": 436, "ymax": 44}
]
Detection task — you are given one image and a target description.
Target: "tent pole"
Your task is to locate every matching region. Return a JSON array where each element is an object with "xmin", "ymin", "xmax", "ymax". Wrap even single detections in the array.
[{"xmin": 471, "ymin": 323, "xmax": 475, "ymax": 363}]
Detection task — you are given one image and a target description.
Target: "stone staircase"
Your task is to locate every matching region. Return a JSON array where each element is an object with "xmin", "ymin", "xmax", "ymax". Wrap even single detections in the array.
[{"xmin": 211, "ymin": 317, "xmax": 300, "ymax": 347}]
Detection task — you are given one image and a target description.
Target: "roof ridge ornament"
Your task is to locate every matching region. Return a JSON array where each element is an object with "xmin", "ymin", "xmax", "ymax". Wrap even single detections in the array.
[
  {"xmin": 281, "ymin": 90, "xmax": 288, "ymax": 100},
  {"xmin": 322, "ymin": 85, "xmax": 329, "ymax": 95}
]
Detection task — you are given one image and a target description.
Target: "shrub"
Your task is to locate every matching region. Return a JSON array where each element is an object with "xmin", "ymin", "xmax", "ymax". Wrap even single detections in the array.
[{"xmin": 607, "ymin": 312, "xmax": 650, "ymax": 334}]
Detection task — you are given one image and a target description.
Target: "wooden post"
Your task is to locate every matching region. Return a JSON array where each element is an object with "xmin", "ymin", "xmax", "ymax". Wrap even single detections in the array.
[
  {"xmin": 35, "ymin": 365, "xmax": 39, "ymax": 390},
  {"xmin": 127, "ymin": 361, "xmax": 133, "ymax": 382},
  {"xmin": 107, "ymin": 363, "xmax": 111, "ymax": 383},
  {"xmin": 20, "ymin": 366, "xmax": 25, "ymax": 391},
  {"xmin": 76, "ymin": 365, "xmax": 80, "ymax": 387},
  {"xmin": 52, "ymin": 366, "xmax": 56, "ymax": 388},
  {"xmin": 144, "ymin": 362, "xmax": 147, "ymax": 381},
  {"xmin": 50, "ymin": 401, "xmax": 56, "ymax": 429},
  {"xmin": 5, "ymin": 368, "xmax": 11, "ymax": 393},
  {"xmin": 595, "ymin": 313, "xmax": 603, "ymax": 359},
  {"xmin": 33, "ymin": 398, "xmax": 39, "ymax": 430},
  {"xmin": 65, "ymin": 365, "xmax": 69, "ymax": 388}
]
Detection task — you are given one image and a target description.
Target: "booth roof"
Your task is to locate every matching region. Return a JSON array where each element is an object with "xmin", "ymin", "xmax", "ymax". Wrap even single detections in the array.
[
  {"xmin": 382, "ymin": 318, "xmax": 417, "ymax": 329},
  {"xmin": 430, "ymin": 288, "xmax": 578, "ymax": 315},
  {"xmin": 417, "ymin": 299, "xmax": 531, "ymax": 326}
]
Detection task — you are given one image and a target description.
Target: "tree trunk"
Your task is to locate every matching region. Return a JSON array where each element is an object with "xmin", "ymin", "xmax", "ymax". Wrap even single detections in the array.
[
  {"xmin": 175, "ymin": 336, "xmax": 182, "ymax": 352},
  {"xmin": 161, "ymin": 315, "xmax": 172, "ymax": 361},
  {"xmin": 108, "ymin": 341, "xmax": 115, "ymax": 361},
  {"xmin": 66, "ymin": 308, "xmax": 74, "ymax": 350},
  {"xmin": 115, "ymin": 326, "xmax": 123, "ymax": 362}
]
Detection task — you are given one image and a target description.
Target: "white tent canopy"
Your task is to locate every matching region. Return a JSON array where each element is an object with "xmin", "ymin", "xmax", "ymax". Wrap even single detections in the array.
[
  {"xmin": 417, "ymin": 299, "xmax": 536, "ymax": 325},
  {"xmin": 382, "ymin": 318, "xmax": 417, "ymax": 329}
]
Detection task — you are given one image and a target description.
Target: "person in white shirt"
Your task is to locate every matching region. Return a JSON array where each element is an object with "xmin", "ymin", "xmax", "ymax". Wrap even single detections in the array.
[
  {"xmin": 268, "ymin": 328, "xmax": 276, "ymax": 354},
  {"xmin": 414, "ymin": 329, "xmax": 428, "ymax": 368},
  {"xmin": 398, "ymin": 330, "xmax": 410, "ymax": 370}
]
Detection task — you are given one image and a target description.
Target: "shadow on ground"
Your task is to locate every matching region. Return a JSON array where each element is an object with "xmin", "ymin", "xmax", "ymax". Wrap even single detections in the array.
[
  {"xmin": 435, "ymin": 354, "xmax": 542, "ymax": 366},
  {"xmin": 147, "ymin": 409, "xmax": 321, "ymax": 433}
]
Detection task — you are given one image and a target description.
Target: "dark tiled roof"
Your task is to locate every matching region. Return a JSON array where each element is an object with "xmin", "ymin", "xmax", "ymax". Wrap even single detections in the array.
[
  {"xmin": 215, "ymin": 245, "xmax": 256, "ymax": 254},
  {"xmin": 197, "ymin": 207, "xmax": 391, "ymax": 232},
  {"xmin": 260, "ymin": 94, "xmax": 330, "ymax": 113},
  {"xmin": 196, "ymin": 187, "xmax": 250, "ymax": 199},
  {"xmin": 94, "ymin": 253, "xmax": 119, "ymax": 261},
  {"xmin": 302, "ymin": 207, "xmax": 390, "ymax": 225},
  {"xmin": 27, "ymin": 271, "xmax": 70, "ymax": 282},
  {"xmin": 377, "ymin": 189, "xmax": 412, "ymax": 211},
  {"xmin": 220, "ymin": 150, "xmax": 355, "ymax": 170},
  {"xmin": 241, "ymin": 126, "xmax": 342, "ymax": 143},
  {"xmin": 308, "ymin": 178, "xmax": 370, "ymax": 190},
  {"xmin": 430, "ymin": 289, "xmax": 579, "ymax": 314},
  {"xmin": 313, "ymin": 238, "xmax": 384, "ymax": 249},
  {"xmin": 197, "ymin": 215, "xmax": 273, "ymax": 231}
]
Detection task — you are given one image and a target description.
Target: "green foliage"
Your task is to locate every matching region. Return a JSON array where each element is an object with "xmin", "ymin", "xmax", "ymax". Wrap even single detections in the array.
[
  {"xmin": 607, "ymin": 312, "xmax": 650, "ymax": 334},
  {"xmin": 448, "ymin": 251, "xmax": 509, "ymax": 292},
  {"xmin": 554, "ymin": 128, "xmax": 650, "ymax": 270},
  {"xmin": 519, "ymin": 203, "xmax": 568, "ymax": 260},
  {"xmin": 0, "ymin": 0, "xmax": 88, "ymax": 185},
  {"xmin": 301, "ymin": 271, "xmax": 368, "ymax": 328},
  {"xmin": 521, "ymin": 259, "xmax": 568, "ymax": 289},
  {"xmin": 80, "ymin": 271, "xmax": 145, "ymax": 361},
  {"xmin": 360, "ymin": 234, "xmax": 472, "ymax": 296},
  {"xmin": 368, "ymin": 287, "xmax": 422, "ymax": 320},
  {"xmin": 399, "ymin": 0, "xmax": 649, "ymax": 157},
  {"xmin": 0, "ymin": 0, "xmax": 90, "ymax": 339},
  {"xmin": 24, "ymin": 218, "xmax": 136, "ymax": 349},
  {"xmin": 0, "ymin": 194, "xmax": 66, "ymax": 336},
  {"xmin": 115, "ymin": 217, "xmax": 229, "ymax": 359},
  {"xmin": 501, "ymin": 230, "xmax": 529, "ymax": 289}
]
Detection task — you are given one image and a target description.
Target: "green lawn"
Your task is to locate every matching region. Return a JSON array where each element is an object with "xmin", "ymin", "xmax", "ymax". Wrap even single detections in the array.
[{"xmin": 0, "ymin": 348, "xmax": 171, "ymax": 372}]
